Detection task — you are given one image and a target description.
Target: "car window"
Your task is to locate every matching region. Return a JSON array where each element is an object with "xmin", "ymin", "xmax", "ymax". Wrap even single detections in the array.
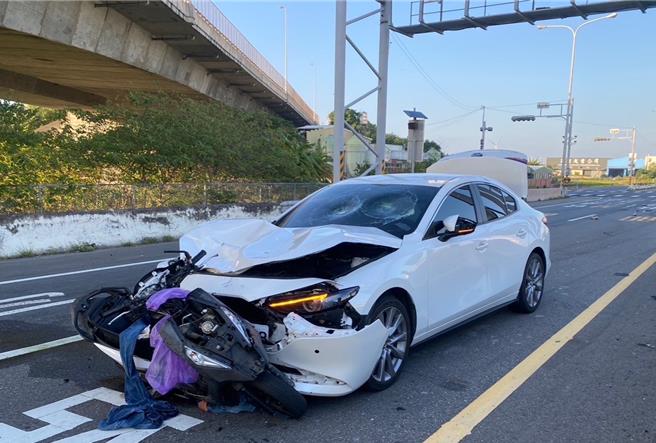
[
  {"xmin": 276, "ymin": 183, "xmax": 440, "ymax": 238},
  {"xmin": 428, "ymin": 185, "xmax": 477, "ymax": 236},
  {"xmin": 502, "ymin": 190, "xmax": 517, "ymax": 213},
  {"xmin": 478, "ymin": 185, "xmax": 508, "ymax": 221}
]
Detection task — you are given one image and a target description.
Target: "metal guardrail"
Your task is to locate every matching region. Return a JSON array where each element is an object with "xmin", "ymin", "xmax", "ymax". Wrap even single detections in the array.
[
  {"xmin": 184, "ymin": 0, "xmax": 318, "ymax": 124},
  {"xmin": 0, "ymin": 182, "xmax": 325, "ymax": 216}
]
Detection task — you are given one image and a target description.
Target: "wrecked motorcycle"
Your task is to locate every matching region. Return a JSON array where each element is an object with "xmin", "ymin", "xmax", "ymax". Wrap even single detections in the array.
[{"xmin": 72, "ymin": 251, "xmax": 308, "ymax": 418}]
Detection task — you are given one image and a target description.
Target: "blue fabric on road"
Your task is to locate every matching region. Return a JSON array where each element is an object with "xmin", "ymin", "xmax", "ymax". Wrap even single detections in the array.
[{"xmin": 99, "ymin": 317, "xmax": 179, "ymax": 430}]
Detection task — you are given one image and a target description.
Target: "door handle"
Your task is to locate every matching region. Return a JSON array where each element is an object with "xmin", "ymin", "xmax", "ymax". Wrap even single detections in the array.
[
  {"xmin": 475, "ymin": 241, "xmax": 488, "ymax": 252},
  {"xmin": 516, "ymin": 229, "xmax": 527, "ymax": 238}
]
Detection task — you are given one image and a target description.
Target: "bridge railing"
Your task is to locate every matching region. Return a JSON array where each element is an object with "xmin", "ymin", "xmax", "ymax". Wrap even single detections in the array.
[{"xmin": 182, "ymin": 0, "xmax": 318, "ymax": 124}]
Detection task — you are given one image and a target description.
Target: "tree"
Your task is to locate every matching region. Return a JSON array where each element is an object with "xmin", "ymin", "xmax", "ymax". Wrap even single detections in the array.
[
  {"xmin": 328, "ymin": 107, "xmax": 376, "ymax": 141},
  {"xmin": 423, "ymin": 139, "xmax": 442, "ymax": 154},
  {"xmin": 528, "ymin": 158, "xmax": 542, "ymax": 166},
  {"xmin": 385, "ymin": 133, "xmax": 406, "ymax": 146}
]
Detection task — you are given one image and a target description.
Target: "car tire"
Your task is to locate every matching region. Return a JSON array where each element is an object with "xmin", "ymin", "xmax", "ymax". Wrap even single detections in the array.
[
  {"xmin": 364, "ymin": 295, "xmax": 411, "ymax": 391},
  {"xmin": 512, "ymin": 252, "xmax": 545, "ymax": 313}
]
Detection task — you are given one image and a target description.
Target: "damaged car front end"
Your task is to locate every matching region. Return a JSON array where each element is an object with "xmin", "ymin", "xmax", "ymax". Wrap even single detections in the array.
[{"xmin": 73, "ymin": 220, "xmax": 400, "ymax": 411}]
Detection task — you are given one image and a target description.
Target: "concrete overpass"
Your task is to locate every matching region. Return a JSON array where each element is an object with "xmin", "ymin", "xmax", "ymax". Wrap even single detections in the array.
[{"xmin": 0, "ymin": 1, "xmax": 317, "ymax": 126}]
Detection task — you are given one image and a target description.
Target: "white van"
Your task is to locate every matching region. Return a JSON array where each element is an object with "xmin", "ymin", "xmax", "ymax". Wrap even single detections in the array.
[{"xmin": 427, "ymin": 150, "xmax": 528, "ymax": 199}]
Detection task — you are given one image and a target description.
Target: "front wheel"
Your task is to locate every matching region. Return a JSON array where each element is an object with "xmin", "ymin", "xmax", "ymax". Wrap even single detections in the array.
[
  {"xmin": 364, "ymin": 295, "xmax": 411, "ymax": 391},
  {"xmin": 242, "ymin": 367, "xmax": 307, "ymax": 418},
  {"xmin": 512, "ymin": 252, "xmax": 545, "ymax": 313}
]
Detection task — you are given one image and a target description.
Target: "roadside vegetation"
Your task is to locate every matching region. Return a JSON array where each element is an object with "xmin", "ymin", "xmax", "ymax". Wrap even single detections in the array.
[
  {"xmin": 0, "ymin": 94, "xmax": 330, "ymax": 214},
  {"xmin": 567, "ymin": 173, "xmax": 656, "ymax": 187}
]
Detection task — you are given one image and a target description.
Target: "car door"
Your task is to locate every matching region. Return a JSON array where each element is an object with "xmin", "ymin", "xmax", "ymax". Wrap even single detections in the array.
[
  {"xmin": 423, "ymin": 185, "xmax": 490, "ymax": 330},
  {"xmin": 473, "ymin": 184, "xmax": 528, "ymax": 302}
]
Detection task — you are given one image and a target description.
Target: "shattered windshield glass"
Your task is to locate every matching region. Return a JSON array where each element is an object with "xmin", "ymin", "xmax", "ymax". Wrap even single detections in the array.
[{"xmin": 276, "ymin": 184, "xmax": 440, "ymax": 237}]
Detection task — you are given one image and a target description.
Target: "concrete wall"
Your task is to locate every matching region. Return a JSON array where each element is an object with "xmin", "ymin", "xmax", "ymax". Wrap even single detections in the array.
[
  {"xmin": 527, "ymin": 187, "xmax": 563, "ymax": 202},
  {"xmin": 0, "ymin": 1, "xmax": 264, "ymax": 112},
  {"xmin": 0, "ymin": 203, "xmax": 288, "ymax": 258}
]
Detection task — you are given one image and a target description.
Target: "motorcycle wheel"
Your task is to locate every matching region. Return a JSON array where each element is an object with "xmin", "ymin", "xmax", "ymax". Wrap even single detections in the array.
[{"xmin": 242, "ymin": 367, "xmax": 307, "ymax": 419}]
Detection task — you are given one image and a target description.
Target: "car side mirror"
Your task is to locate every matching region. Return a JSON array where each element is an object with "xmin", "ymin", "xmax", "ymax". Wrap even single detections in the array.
[
  {"xmin": 438, "ymin": 216, "xmax": 476, "ymax": 242},
  {"xmin": 442, "ymin": 215, "xmax": 459, "ymax": 233}
]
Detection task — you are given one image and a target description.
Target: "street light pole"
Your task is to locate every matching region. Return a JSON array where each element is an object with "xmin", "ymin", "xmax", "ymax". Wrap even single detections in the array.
[
  {"xmin": 280, "ymin": 5, "xmax": 288, "ymax": 98},
  {"xmin": 538, "ymin": 13, "xmax": 617, "ymax": 184}
]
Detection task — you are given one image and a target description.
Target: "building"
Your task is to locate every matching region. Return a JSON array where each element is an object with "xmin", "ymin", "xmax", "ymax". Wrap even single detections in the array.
[
  {"xmin": 298, "ymin": 125, "xmax": 409, "ymax": 175},
  {"xmin": 606, "ymin": 155, "xmax": 656, "ymax": 177},
  {"xmin": 528, "ymin": 166, "xmax": 555, "ymax": 188},
  {"xmin": 546, "ymin": 157, "xmax": 609, "ymax": 177}
]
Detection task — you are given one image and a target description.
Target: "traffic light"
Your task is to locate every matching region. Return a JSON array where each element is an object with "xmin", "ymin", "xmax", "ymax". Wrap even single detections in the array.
[{"xmin": 511, "ymin": 115, "xmax": 536, "ymax": 122}]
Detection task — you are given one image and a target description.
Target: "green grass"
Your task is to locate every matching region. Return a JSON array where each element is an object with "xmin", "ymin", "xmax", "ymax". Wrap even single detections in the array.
[
  {"xmin": 567, "ymin": 177, "xmax": 656, "ymax": 187},
  {"xmin": 3, "ymin": 235, "xmax": 179, "ymax": 260},
  {"xmin": 14, "ymin": 249, "xmax": 37, "ymax": 258}
]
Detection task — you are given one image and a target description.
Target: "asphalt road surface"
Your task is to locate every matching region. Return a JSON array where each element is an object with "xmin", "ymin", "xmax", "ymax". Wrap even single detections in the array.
[{"xmin": 1, "ymin": 186, "xmax": 655, "ymax": 442}]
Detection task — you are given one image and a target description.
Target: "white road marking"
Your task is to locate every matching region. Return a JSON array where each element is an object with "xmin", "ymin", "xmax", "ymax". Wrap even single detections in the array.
[
  {"xmin": 0, "ymin": 292, "xmax": 66, "ymax": 304},
  {"xmin": 568, "ymin": 214, "xmax": 598, "ymax": 222},
  {"xmin": 0, "ymin": 299, "xmax": 74, "ymax": 317},
  {"xmin": 0, "ymin": 387, "xmax": 202, "ymax": 442},
  {"xmin": 0, "ymin": 335, "xmax": 83, "ymax": 361},
  {"xmin": 0, "ymin": 258, "xmax": 168, "ymax": 286},
  {"xmin": 0, "ymin": 298, "xmax": 52, "ymax": 309},
  {"xmin": 532, "ymin": 198, "xmax": 602, "ymax": 209}
]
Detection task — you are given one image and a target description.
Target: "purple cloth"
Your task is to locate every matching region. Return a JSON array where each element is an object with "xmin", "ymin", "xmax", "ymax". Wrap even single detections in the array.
[
  {"xmin": 145, "ymin": 288, "xmax": 190, "ymax": 311},
  {"xmin": 146, "ymin": 315, "xmax": 199, "ymax": 395}
]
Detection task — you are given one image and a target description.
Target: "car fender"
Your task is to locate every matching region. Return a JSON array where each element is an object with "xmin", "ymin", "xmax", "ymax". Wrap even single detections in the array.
[{"xmin": 335, "ymin": 247, "xmax": 428, "ymax": 338}]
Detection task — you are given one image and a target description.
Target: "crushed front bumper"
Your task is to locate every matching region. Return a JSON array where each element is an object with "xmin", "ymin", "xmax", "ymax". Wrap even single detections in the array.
[{"xmin": 267, "ymin": 313, "xmax": 387, "ymax": 396}]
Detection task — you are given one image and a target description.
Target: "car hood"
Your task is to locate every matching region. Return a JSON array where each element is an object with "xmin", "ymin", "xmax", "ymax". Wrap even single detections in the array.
[{"xmin": 179, "ymin": 218, "xmax": 402, "ymax": 274}]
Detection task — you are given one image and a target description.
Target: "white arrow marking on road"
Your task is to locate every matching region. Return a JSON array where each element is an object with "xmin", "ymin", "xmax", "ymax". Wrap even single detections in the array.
[
  {"xmin": 0, "ymin": 292, "xmax": 66, "ymax": 304},
  {"xmin": 0, "ymin": 387, "xmax": 202, "ymax": 442},
  {"xmin": 0, "ymin": 299, "xmax": 75, "ymax": 317},
  {"xmin": 568, "ymin": 214, "xmax": 598, "ymax": 222},
  {"xmin": 0, "ymin": 258, "xmax": 169, "ymax": 286},
  {"xmin": 0, "ymin": 298, "xmax": 52, "ymax": 309},
  {"xmin": 0, "ymin": 335, "xmax": 83, "ymax": 361}
]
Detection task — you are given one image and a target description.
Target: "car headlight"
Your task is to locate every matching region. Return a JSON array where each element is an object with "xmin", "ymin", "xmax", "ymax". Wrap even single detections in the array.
[{"xmin": 265, "ymin": 286, "xmax": 359, "ymax": 315}]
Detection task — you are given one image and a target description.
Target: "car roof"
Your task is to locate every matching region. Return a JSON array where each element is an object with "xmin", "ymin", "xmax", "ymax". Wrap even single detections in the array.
[{"xmin": 338, "ymin": 173, "xmax": 484, "ymax": 188}]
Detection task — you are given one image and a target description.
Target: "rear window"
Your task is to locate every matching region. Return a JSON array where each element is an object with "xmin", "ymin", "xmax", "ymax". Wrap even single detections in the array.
[
  {"xmin": 477, "ymin": 185, "xmax": 508, "ymax": 221},
  {"xmin": 502, "ymin": 190, "xmax": 517, "ymax": 213}
]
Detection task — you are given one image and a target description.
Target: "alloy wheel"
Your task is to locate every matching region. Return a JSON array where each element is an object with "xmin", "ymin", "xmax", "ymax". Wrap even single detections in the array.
[
  {"xmin": 524, "ymin": 256, "xmax": 544, "ymax": 308},
  {"xmin": 372, "ymin": 306, "xmax": 408, "ymax": 383}
]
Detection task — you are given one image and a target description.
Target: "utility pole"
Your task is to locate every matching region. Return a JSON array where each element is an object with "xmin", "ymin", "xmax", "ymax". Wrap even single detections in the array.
[
  {"xmin": 479, "ymin": 106, "xmax": 492, "ymax": 150},
  {"xmin": 332, "ymin": 1, "xmax": 346, "ymax": 183},
  {"xmin": 375, "ymin": 0, "xmax": 391, "ymax": 174},
  {"xmin": 630, "ymin": 127, "xmax": 637, "ymax": 183}
]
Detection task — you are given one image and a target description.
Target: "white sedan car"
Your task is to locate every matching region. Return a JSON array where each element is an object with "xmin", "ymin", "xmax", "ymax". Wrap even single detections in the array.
[{"xmin": 165, "ymin": 173, "xmax": 550, "ymax": 396}]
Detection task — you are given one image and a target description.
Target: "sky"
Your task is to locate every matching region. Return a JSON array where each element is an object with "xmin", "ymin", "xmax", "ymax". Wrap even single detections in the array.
[{"xmin": 217, "ymin": 0, "xmax": 656, "ymax": 161}]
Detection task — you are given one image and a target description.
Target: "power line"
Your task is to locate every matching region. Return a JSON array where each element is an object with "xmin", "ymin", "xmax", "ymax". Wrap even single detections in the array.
[
  {"xmin": 391, "ymin": 33, "xmax": 476, "ymax": 111},
  {"xmin": 426, "ymin": 108, "xmax": 480, "ymax": 127}
]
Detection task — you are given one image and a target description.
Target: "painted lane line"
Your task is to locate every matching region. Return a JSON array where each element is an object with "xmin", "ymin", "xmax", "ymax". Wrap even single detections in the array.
[
  {"xmin": 0, "ymin": 292, "xmax": 66, "ymax": 304},
  {"xmin": 531, "ymin": 198, "xmax": 602, "ymax": 209},
  {"xmin": 425, "ymin": 251, "xmax": 656, "ymax": 443},
  {"xmin": 567, "ymin": 214, "xmax": 598, "ymax": 222},
  {"xmin": 0, "ymin": 299, "xmax": 74, "ymax": 317},
  {"xmin": 0, "ymin": 335, "xmax": 83, "ymax": 361},
  {"xmin": 0, "ymin": 258, "xmax": 168, "ymax": 286}
]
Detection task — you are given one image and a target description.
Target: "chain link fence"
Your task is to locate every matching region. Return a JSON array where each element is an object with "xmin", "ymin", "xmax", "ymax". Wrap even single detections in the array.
[{"xmin": 0, "ymin": 182, "xmax": 325, "ymax": 216}]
